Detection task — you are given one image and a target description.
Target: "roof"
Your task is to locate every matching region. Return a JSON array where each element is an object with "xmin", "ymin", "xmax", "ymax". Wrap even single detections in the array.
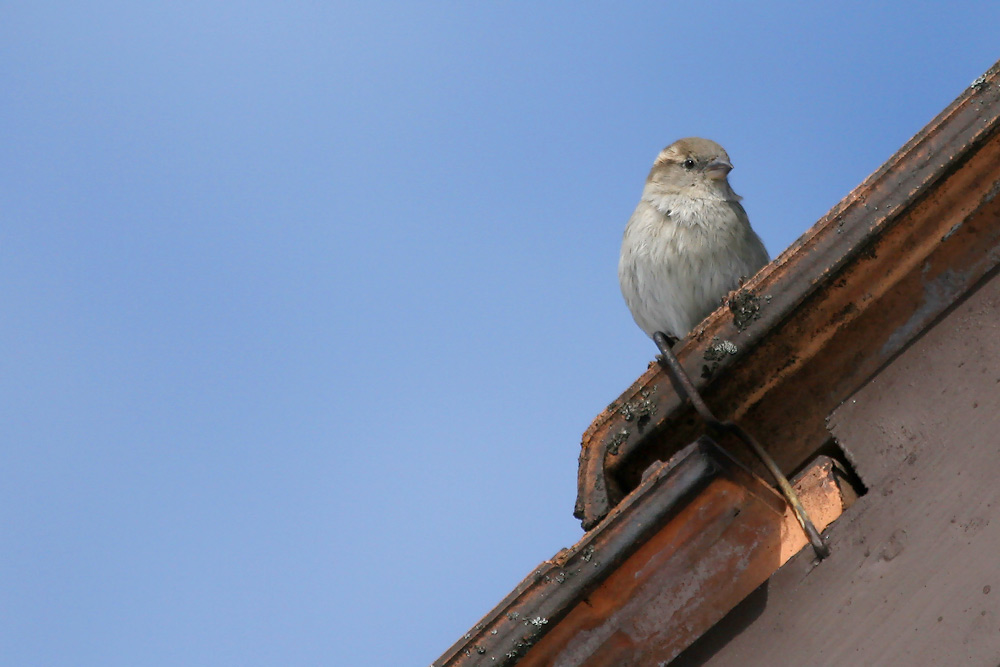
[
  {"xmin": 436, "ymin": 57, "xmax": 1000, "ymax": 665},
  {"xmin": 576, "ymin": 58, "xmax": 1000, "ymax": 529},
  {"xmin": 435, "ymin": 440, "xmax": 851, "ymax": 665}
]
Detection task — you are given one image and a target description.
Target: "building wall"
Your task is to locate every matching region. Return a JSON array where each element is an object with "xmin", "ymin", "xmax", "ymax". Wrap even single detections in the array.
[{"xmin": 685, "ymin": 266, "xmax": 1000, "ymax": 665}]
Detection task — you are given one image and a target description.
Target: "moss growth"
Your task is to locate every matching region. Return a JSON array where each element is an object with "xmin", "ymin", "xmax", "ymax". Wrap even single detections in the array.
[{"xmin": 729, "ymin": 288, "xmax": 764, "ymax": 331}]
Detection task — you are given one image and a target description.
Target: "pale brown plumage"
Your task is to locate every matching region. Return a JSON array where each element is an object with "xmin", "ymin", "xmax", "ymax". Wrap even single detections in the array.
[{"xmin": 619, "ymin": 138, "xmax": 769, "ymax": 340}]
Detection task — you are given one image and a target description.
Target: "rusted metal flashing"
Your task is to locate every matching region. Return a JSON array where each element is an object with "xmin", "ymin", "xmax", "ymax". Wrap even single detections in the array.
[
  {"xmin": 436, "ymin": 443, "xmax": 852, "ymax": 666},
  {"xmin": 436, "ymin": 439, "xmax": 738, "ymax": 666},
  {"xmin": 522, "ymin": 456, "xmax": 852, "ymax": 666},
  {"xmin": 576, "ymin": 58, "xmax": 1000, "ymax": 529}
]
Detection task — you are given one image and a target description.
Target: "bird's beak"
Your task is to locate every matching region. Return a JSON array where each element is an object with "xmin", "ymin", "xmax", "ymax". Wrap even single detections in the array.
[{"xmin": 705, "ymin": 157, "xmax": 733, "ymax": 180}]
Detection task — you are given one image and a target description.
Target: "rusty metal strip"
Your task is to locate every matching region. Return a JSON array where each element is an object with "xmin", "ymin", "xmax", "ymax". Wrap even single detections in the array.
[
  {"xmin": 576, "ymin": 59, "xmax": 1000, "ymax": 529},
  {"xmin": 523, "ymin": 456, "xmax": 851, "ymax": 666},
  {"xmin": 435, "ymin": 438, "xmax": 778, "ymax": 666}
]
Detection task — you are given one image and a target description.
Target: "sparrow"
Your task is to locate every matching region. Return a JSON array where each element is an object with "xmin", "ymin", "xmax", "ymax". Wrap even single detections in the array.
[{"xmin": 618, "ymin": 137, "xmax": 769, "ymax": 343}]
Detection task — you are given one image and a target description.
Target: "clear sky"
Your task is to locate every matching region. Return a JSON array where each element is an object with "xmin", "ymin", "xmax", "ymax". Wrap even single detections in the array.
[{"xmin": 2, "ymin": 3, "xmax": 998, "ymax": 665}]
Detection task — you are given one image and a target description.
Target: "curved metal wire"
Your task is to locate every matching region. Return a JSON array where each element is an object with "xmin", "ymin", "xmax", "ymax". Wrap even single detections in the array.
[{"xmin": 653, "ymin": 332, "xmax": 830, "ymax": 560}]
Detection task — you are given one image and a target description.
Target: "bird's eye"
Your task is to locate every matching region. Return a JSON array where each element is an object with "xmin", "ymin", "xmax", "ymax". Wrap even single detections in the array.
[{"xmin": 682, "ymin": 158, "xmax": 696, "ymax": 170}]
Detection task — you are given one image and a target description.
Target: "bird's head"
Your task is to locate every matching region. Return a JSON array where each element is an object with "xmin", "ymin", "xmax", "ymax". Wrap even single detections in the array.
[{"xmin": 644, "ymin": 137, "xmax": 740, "ymax": 202}]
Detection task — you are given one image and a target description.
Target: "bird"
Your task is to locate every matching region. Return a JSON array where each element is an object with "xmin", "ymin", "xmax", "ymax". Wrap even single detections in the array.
[{"xmin": 618, "ymin": 137, "xmax": 770, "ymax": 344}]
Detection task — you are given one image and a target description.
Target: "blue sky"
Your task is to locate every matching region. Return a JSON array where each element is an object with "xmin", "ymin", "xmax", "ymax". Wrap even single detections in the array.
[{"xmin": 2, "ymin": 3, "xmax": 997, "ymax": 665}]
